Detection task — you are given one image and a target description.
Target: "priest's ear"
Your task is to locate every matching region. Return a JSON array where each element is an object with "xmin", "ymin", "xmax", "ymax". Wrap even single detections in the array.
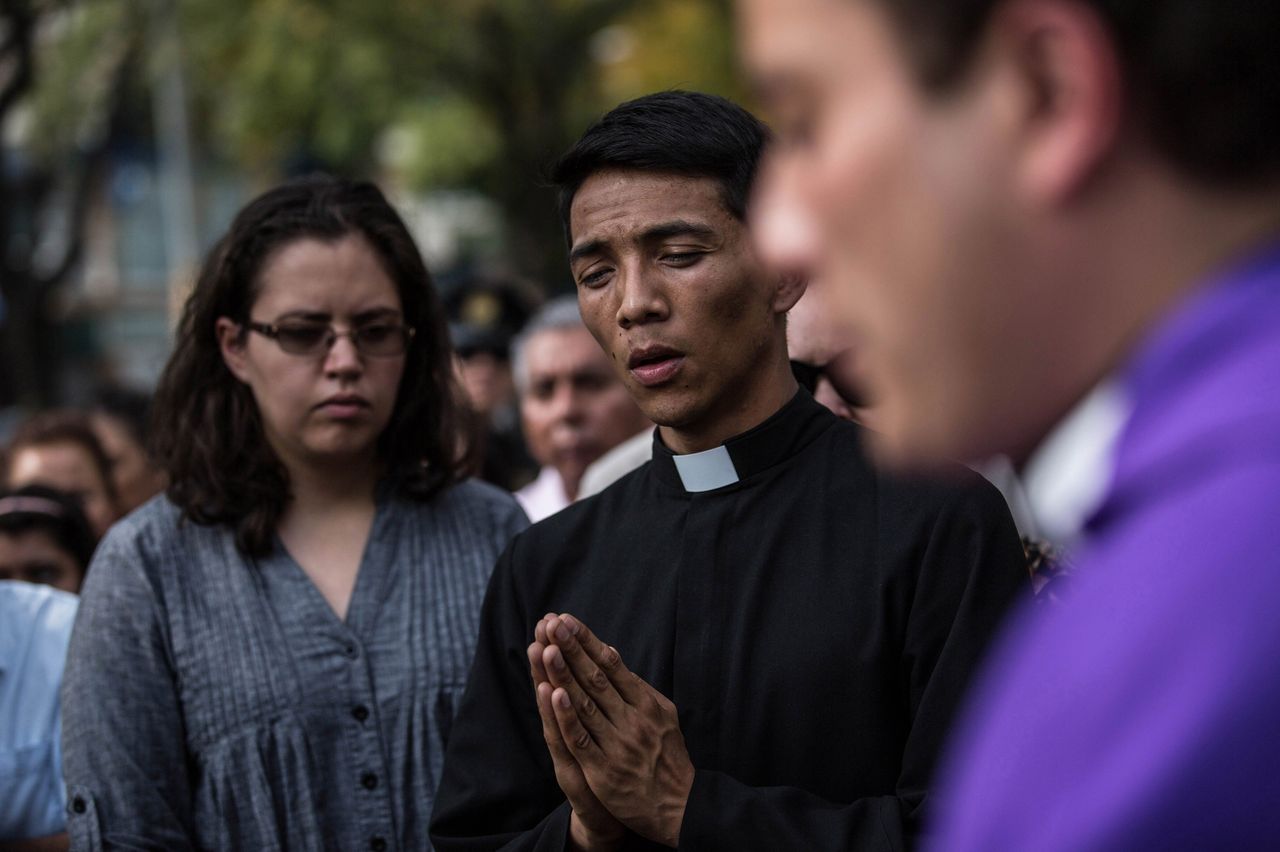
[{"xmin": 771, "ymin": 271, "xmax": 808, "ymax": 315}]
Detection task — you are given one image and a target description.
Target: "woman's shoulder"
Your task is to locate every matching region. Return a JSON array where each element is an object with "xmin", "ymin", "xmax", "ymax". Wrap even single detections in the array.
[
  {"xmin": 118, "ymin": 491, "xmax": 184, "ymax": 527},
  {"xmin": 89, "ymin": 493, "xmax": 239, "ymax": 589},
  {"xmin": 417, "ymin": 478, "xmax": 522, "ymax": 516},
  {"xmin": 397, "ymin": 478, "xmax": 529, "ymax": 544},
  {"xmin": 99, "ymin": 493, "xmax": 194, "ymax": 554}
]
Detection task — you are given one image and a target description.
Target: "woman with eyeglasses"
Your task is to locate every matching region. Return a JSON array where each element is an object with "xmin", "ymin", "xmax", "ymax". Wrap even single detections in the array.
[{"xmin": 60, "ymin": 175, "xmax": 528, "ymax": 850}]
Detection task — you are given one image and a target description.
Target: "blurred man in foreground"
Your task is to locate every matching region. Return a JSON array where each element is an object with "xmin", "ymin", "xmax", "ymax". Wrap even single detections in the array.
[
  {"xmin": 431, "ymin": 90, "xmax": 1027, "ymax": 851},
  {"xmin": 512, "ymin": 296, "xmax": 649, "ymax": 521},
  {"xmin": 739, "ymin": 0, "xmax": 1280, "ymax": 847},
  {"xmin": 447, "ymin": 273, "xmax": 540, "ymax": 491},
  {"xmin": 785, "ymin": 277, "xmax": 867, "ymax": 425}
]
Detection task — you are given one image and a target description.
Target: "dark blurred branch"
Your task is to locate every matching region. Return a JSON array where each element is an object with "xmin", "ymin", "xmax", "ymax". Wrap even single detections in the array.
[
  {"xmin": 0, "ymin": 0, "xmax": 35, "ymax": 120},
  {"xmin": 31, "ymin": 37, "xmax": 133, "ymax": 292},
  {"xmin": 453, "ymin": 0, "xmax": 642, "ymax": 286},
  {"xmin": 1, "ymin": 1, "xmax": 137, "ymax": 406}
]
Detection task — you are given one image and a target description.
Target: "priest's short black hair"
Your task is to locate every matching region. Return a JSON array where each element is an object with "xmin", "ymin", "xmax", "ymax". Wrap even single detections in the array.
[{"xmin": 550, "ymin": 91, "xmax": 771, "ymax": 243}]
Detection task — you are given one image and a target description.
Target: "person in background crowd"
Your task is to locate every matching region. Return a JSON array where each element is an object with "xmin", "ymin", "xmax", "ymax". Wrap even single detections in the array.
[
  {"xmin": 61, "ymin": 175, "xmax": 527, "ymax": 851},
  {"xmin": 89, "ymin": 387, "xmax": 166, "ymax": 514},
  {"xmin": 1, "ymin": 579, "xmax": 77, "ymax": 852},
  {"xmin": 572, "ymin": 425, "xmax": 650, "ymax": 501},
  {"xmin": 445, "ymin": 272, "xmax": 540, "ymax": 491},
  {"xmin": 0, "ymin": 485, "xmax": 97, "ymax": 594},
  {"xmin": 784, "ymin": 277, "xmax": 867, "ymax": 424},
  {"xmin": 739, "ymin": 0, "xmax": 1280, "ymax": 847},
  {"xmin": 512, "ymin": 296, "xmax": 649, "ymax": 521},
  {"xmin": 3, "ymin": 411, "xmax": 121, "ymax": 540},
  {"xmin": 430, "ymin": 91, "xmax": 1028, "ymax": 852}
]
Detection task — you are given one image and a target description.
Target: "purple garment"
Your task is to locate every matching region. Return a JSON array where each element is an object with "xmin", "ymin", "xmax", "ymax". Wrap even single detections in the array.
[{"xmin": 930, "ymin": 243, "xmax": 1280, "ymax": 851}]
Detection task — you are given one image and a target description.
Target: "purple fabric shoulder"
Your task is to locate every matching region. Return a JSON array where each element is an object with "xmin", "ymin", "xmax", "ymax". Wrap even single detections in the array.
[{"xmin": 929, "ymin": 242, "xmax": 1280, "ymax": 851}]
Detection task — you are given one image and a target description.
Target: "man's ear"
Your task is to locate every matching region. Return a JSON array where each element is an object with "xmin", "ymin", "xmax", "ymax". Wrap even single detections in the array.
[
  {"xmin": 772, "ymin": 271, "xmax": 809, "ymax": 315},
  {"xmin": 995, "ymin": 0, "xmax": 1124, "ymax": 203},
  {"xmin": 215, "ymin": 317, "xmax": 252, "ymax": 384}
]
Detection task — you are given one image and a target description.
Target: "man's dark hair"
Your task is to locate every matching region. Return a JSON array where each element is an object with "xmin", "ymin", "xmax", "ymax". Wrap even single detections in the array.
[
  {"xmin": 151, "ymin": 174, "xmax": 468, "ymax": 557},
  {"xmin": 93, "ymin": 386, "xmax": 153, "ymax": 449},
  {"xmin": 880, "ymin": 0, "xmax": 1280, "ymax": 186},
  {"xmin": 0, "ymin": 484, "xmax": 98, "ymax": 570},
  {"xmin": 550, "ymin": 90, "xmax": 771, "ymax": 241}
]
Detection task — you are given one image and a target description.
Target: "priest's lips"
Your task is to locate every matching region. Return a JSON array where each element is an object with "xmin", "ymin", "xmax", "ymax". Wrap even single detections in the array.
[{"xmin": 627, "ymin": 345, "xmax": 685, "ymax": 387}]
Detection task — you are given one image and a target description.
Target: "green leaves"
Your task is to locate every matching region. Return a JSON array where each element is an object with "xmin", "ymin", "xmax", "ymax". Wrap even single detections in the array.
[{"xmin": 7, "ymin": 0, "xmax": 742, "ymax": 282}]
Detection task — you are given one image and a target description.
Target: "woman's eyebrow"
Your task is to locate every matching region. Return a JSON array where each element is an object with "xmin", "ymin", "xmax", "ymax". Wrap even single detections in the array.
[
  {"xmin": 270, "ymin": 307, "xmax": 401, "ymax": 323},
  {"xmin": 272, "ymin": 310, "xmax": 329, "ymax": 322},
  {"xmin": 351, "ymin": 307, "xmax": 402, "ymax": 323}
]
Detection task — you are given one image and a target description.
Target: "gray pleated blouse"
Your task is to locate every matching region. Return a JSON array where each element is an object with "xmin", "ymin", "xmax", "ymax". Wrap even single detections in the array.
[{"xmin": 61, "ymin": 479, "xmax": 527, "ymax": 851}]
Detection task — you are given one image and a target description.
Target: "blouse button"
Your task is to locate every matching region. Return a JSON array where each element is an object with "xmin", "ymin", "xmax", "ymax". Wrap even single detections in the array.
[
  {"xmin": 352, "ymin": 704, "xmax": 370, "ymax": 722},
  {"xmin": 370, "ymin": 836, "xmax": 387, "ymax": 851},
  {"xmin": 361, "ymin": 772, "xmax": 379, "ymax": 790}
]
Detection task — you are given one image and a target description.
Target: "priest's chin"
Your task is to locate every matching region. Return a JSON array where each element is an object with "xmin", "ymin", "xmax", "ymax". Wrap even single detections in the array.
[{"xmin": 856, "ymin": 387, "xmax": 1048, "ymax": 475}]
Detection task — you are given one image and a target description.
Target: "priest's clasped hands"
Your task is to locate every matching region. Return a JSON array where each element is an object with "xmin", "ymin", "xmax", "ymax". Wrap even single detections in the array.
[{"xmin": 527, "ymin": 613, "xmax": 695, "ymax": 851}]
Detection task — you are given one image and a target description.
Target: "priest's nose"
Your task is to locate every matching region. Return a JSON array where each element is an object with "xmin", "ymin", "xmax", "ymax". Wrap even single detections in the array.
[{"xmin": 616, "ymin": 266, "xmax": 668, "ymax": 329}]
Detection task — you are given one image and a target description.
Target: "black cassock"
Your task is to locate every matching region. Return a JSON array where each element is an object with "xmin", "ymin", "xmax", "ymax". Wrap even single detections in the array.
[{"xmin": 431, "ymin": 391, "xmax": 1028, "ymax": 851}]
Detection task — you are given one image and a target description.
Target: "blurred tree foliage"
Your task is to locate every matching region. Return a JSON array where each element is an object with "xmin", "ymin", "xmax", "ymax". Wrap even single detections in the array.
[
  {"xmin": 178, "ymin": 0, "xmax": 742, "ymax": 286},
  {"xmin": 2, "ymin": 0, "xmax": 740, "ymax": 403},
  {"xmin": 2, "ymin": 0, "xmax": 142, "ymax": 406}
]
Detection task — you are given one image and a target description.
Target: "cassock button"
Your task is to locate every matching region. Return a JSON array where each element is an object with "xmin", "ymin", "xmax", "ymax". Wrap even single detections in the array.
[
  {"xmin": 71, "ymin": 796, "xmax": 86, "ymax": 814},
  {"xmin": 369, "ymin": 836, "xmax": 387, "ymax": 851},
  {"xmin": 361, "ymin": 772, "xmax": 379, "ymax": 790},
  {"xmin": 352, "ymin": 704, "xmax": 369, "ymax": 722},
  {"xmin": 344, "ymin": 644, "xmax": 359, "ymax": 659}
]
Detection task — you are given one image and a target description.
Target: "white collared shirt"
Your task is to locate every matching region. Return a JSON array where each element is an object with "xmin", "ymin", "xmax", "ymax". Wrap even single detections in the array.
[
  {"xmin": 1019, "ymin": 381, "xmax": 1132, "ymax": 553},
  {"xmin": 514, "ymin": 466, "xmax": 572, "ymax": 523}
]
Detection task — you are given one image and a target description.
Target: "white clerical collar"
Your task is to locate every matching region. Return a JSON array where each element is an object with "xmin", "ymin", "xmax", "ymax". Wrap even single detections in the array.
[
  {"xmin": 672, "ymin": 444, "xmax": 740, "ymax": 492},
  {"xmin": 1020, "ymin": 380, "xmax": 1132, "ymax": 551}
]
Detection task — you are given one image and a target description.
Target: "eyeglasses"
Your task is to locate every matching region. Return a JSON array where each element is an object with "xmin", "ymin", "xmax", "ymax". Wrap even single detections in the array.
[{"xmin": 246, "ymin": 320, "xmax": 415, "ymax": 357}]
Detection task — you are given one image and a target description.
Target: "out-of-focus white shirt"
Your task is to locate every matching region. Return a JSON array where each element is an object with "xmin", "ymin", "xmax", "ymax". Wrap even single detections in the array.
[
  {"xmin": 577, "ymin": 430, "xmax": 653, "ymax": 499},
  {"xmin": 1021, "ymin": 380, "xmax": 1130, "ymax": 552},
  {"xmin": 515, "ymin": 467, "xmax": 571, "ymax": 523}
]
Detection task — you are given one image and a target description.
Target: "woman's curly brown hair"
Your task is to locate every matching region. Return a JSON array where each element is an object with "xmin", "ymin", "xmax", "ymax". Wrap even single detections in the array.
[{"xmin": 151, "ymin": 174, "xmax": 468, "ymax": 556}]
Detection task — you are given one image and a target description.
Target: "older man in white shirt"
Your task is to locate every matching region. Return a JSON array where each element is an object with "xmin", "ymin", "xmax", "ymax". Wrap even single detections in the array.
[{"xmin": 512, "ymin": 297, "xmax": 650, "ymax": 521}]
